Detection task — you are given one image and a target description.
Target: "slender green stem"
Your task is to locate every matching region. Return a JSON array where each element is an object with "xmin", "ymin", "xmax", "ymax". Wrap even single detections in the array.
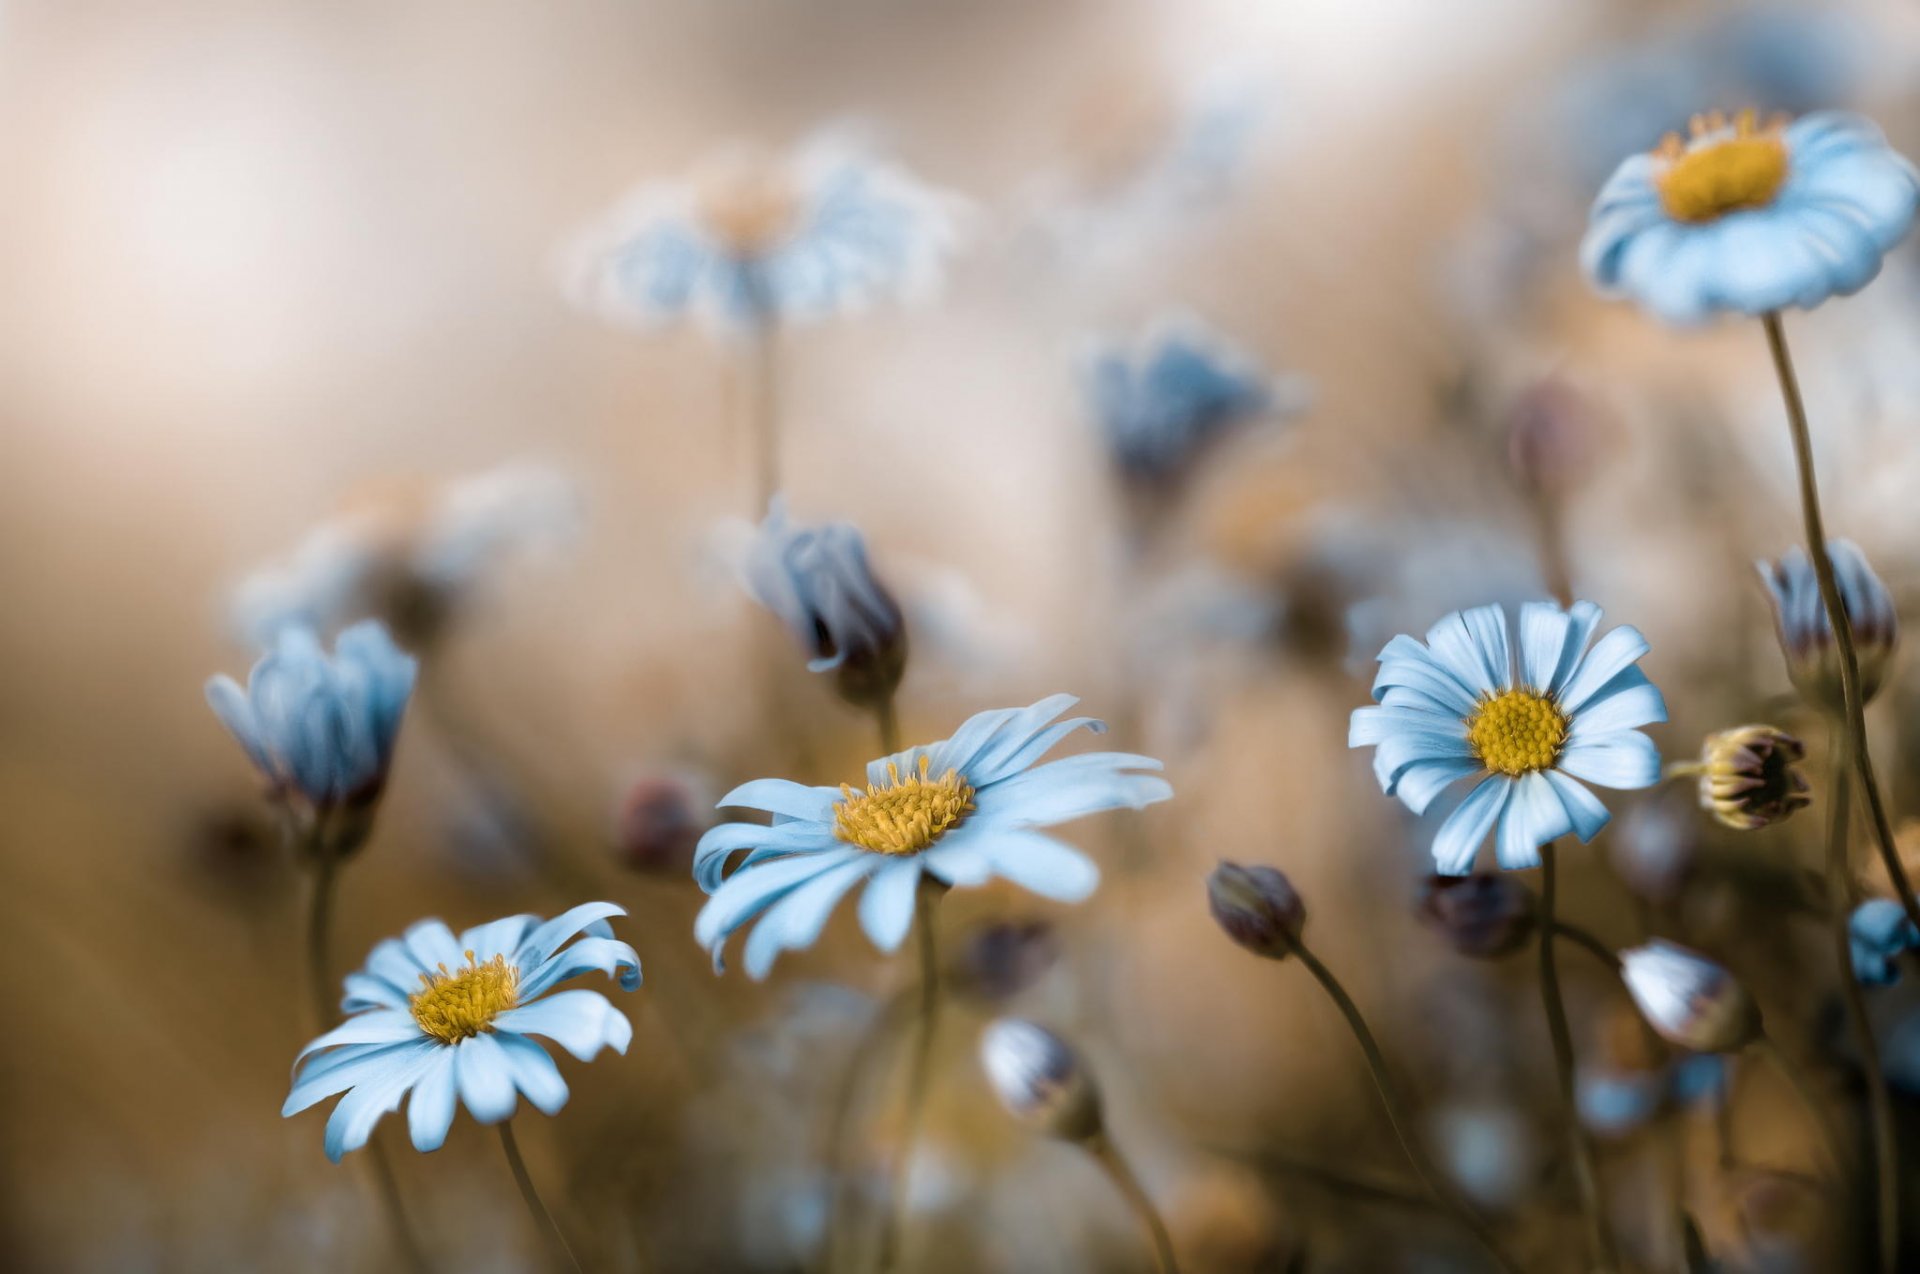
[
  {"xmin": 1749, "ymin": 1035, "xmax": 1849, "ymax": 1183},
  {"xmin": 499, "ymin": 1121, "xmax": 585, "ymax": 1274},
  {"xmin": 1550, "ymin": 921, "xmax": 1621, "ymax": 973},
  {"xmin": 1821, "ymin": 727, "xmax": 1897, "ymax": 1272},
  {"xmin": 1763, "ymin": 312, "xmax": 1920, "ymax": 936},
  {"xmin": 818, "ymin": 988, "xmax": 914, "ymax": 1274},
  {"xmin": 746, "ymin": 319, "xmax": 780, "ymax": 512},
  {"xmin": 1538, "ymin": 843, "xmax": 1617, "ymax": 1272},
  {"xmin": 1086, "ymin": 1132, "xmax": 1181, "ymax": 1274},
  {"xmin": 875, "ymin": 882, "xmax": 945, "ymax": 1272},
  {"xmin": 1293, "ymin": 943, "xmax": 1522, "ymax": 1274}
]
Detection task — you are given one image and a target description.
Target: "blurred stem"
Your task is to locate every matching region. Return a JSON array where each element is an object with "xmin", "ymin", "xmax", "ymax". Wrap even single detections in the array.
[
  {"xmin": 1292, "ymin": 942, "xmax": 1521, "ymax": 1274},
  {"xmin": 819, "ymin": 988, "xmax": 914, "ymax": 1274},
  {"xmin": 1528, "ymin": 488, "xmax": 1576, "ymax": 609},
  {"xmin": 1085, "ymin": 1132, "xmax": 1181, "ymax": 1274},
  {"xmin": 1551, "ymin": 920, "xmax": 1620, "ymax": 973},
  {"xmin": 1538, "ymin": 842, "xmax": 1617, "ymax": 1272},
  {"xmin": 499, "ymin": 1121, "xmax": 585, "ymax": 1274},
  {"xmin": 1748, "ymin": 1035, "xmax": 1848, "ymax": 1183},
  {"xmin": 1821, "ymin": 725, "xmax": 1897, "ymax": 1272},
  {"xmin": 1764, "ymin": 311, "xmax": 1920, "ymax": 935},
  {"xmin": 745, "ymin": 318, "xmax": 780, "ymax": 512},
  {"xmin": 876, "ymin": 692, "xmax": 901, "ymax": 756},
  {"xmin": 875, "ymin": 880, "xmax": 946, "ymax": 1272},
  {"xmin": 301, "ymin": 840, "xmax": 429, "ymax": 1274}
]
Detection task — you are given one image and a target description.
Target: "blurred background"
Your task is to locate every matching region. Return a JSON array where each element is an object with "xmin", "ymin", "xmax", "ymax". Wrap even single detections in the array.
[{"xmin": 11, "ymin": 0, "xmax": 1920, "ymax": 1269}]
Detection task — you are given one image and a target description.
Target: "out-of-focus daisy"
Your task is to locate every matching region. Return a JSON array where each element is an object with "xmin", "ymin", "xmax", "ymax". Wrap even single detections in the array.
[
  {"xmin": 564, "ymin": 127, "xmax": 964, "ymax": 337},
  {"xmin": 1851, "ymin": 899, "xmax": 1920, "ymax": 987},
  {"xmin": 283, "ymin": 903, "xmax": 640, "ymax": 1161},
  {"xmin": 206, "ymin": 620, "xmax": 416, "ymax": 852},
  {"xmin": 1757, "ymin": 539, "xmax": 1899, "ymax": 710},
  {"xmin": 231, "ymin": 463, "xmax": 583, "ymax": 648},
  {"xmin": 693, "ymin": 695, "xmax": 1170, "ymax": 978},
  {"xmin": 1349, "ymin": 602, "xmax": 1666, "ymax": 873},
  {"xmin": 1081, "ymin": 314, "xmax": 1307, "ymax": 500},
  {"xmin": 1619, "ymin": 940, "xmax": 1760, "ymax": 1053},
  {"xmin": 1582, "ymin": 110, "xmax": 1920, "ymax": 326}
]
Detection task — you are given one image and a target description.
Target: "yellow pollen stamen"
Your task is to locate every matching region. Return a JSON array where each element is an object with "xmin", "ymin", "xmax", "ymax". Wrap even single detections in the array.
[
  {"xmin": 833, "ymin": 755, "xmax": 975, "ymax": 856},
  {"xmin": 1654, "ymin": 107, "xmax": 1790, "ymax": 224},
  {"xmin": 409, "ymin": 950, "xmax": 519, "ymax": 1045},
  {"xmin": 1467, "ymin": 689, "xmax": 1569, "ymax": 777}
]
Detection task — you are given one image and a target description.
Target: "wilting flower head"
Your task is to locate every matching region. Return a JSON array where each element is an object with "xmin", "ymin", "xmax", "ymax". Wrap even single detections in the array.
[
  {"xmin": 1081, "ymin": 314, "xmax": 1307, "ymax": 495},
  {"xmin": 1206, "ymin": 861, "xmax": 1306, "ymax": 960},
  {"xmin": 1583, "ymin": 110, "xmax": 1920, "ymax": 325},
  {"xmin": 979, "ymin": 1017, "xmax": 1102, "ymax": 1142},
  {"xmin": 1850, "ymin": 899, "xmax": 1920, "ymax": 986},
  {"xmin": 1695, "ymin": 725, "xmax": 1810, "ymax": 830},
  {"xmin": 1417, "ymin": 874, "xmax": 1537, "ymax": 959},
  {"xmin": 744, "ymin": 497, "xmax": 907, "ymax": 709},
  {"xmin": 232, "ymin": 463, "xmax": 583, "ymax": 649},
  {"xmin": 1758, "ymin": 540, "xmax": 1898, "ymax": 710},
  {"xmin": 1619, "ymin": 940, "xmax": 1760, "ymax": 1053},
  {"xmin": 283, "ymin": 903, "xmax": 641, "ymax": 1161},
  {"xmin": 613, "ymin": 768, "xmax": 713, "ymax": 875},
  {"xmin": 206, "ymin": 621, "xmax": 416, "ymax": 854},
  {"xmin": 565, "ymin": 128, "xmax": 964, "ymax": 336},
  {"xmin": 1350, "ymin": 602, "xmax": 1666, "ymax": 873},
  {"xmin": 945, "ymin": 919, "xmax": 1059, "ymax": 1003},
  {"xmin": 693, "ymin": 695, "xmax": 1170, "ymax": 978}
]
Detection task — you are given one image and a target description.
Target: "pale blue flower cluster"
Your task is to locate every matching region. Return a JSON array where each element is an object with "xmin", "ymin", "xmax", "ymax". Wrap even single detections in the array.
[
  {"xmin": 206, "ymin": 620, "xmax": 417, "ymax": 813},
  {"xmin": 1757, "ymin": 539, "xmax": 1899, "ymax": 705},
  {"xmin": 1851, "ymin": 899, "xmax": 1920, "ymax": 987},
  {"xmin": 1081, "ymin": 314, "xmax": 1302, "ymax": 487},
  {"xmin": 1349, "ymin": 602, "xmax": 1666, "ymax": 874},
  {"xmin": 694, "ymin": 695, "xmax": 1171, "ymax": 978},
  {"xmin": 744, "ymin": 497, "xmax": 905, "ymax": 697},
  {"xmin": 567, "ymin": 131, "xmax": 963, "ymax": 335},
  {"xmin": 1583, "ymin": 112, "xmax": 1920, "ymax": 326},
  {"xmin": 283, "ymin": 904, "xmax": 640, "ymax": 1160}
]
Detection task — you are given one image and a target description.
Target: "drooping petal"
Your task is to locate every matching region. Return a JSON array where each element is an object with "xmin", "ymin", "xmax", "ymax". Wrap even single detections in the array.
[
  {"xmin": 857, "ymin": 857, "xmax": 922, "ymax": 952},
  {"xmin": 715, "ymin": 778, "xmax": 844, "ymax": 823},
  {"xmin": 1544, "ymin": 770, "xmax": 1612, "ymax": 843},
  {"xmin": 285, "ymin": 1040, "xmax": 428, "ymax": 1117},
  {"xmin": 453, "ymin": 1033, "xmax": 519, "ymax": 1125},
  {"xmin": 1431, "ymin": 776, "xmax": 1513, "ymax": 875},
  {"xmin": 494, "ymin": 990, "xmax": 633, "ymax": 1062},
  {"xmin": 495, "ymin": 1033, "xmax": 571, "ymax": 1116},
  {"xmin": 979, "ymin": 830, "xmax": 1101, "ymax": 902},
  {"xmin": 406, "ymin": 1051, "xmax": 459, "ymax": 1153},
  {"xmin": 1393, "ymin": 757, "xmax": 1483, "ymax": 816},
  {"xmin": 1495, "ymin": 772, "xmax": 1574, "ymax": 870},
  {"xmin": 518, "ymin": 936, "xmax": 643, "ymax": 999},
  {"xmin": 970, "ymin": 752, "xmax": 1171, "ymax": 829},
  {"xmin": 293, "ymin": 1010, "xmax": 425, "ymax": 1070},
  {"xmin": 515, "ymin": 902, "xmax": 628, "ymax": 972},
  {"xmin": 694, "ymin": 847, "xmax": 863, "ymax": 959},
  {"xmin": 321, "ymin": 1039, "xmax": 443, "ymax": 1162},
  {"xmin": 741, "ymin": 855, "xmax": 876, "ymax": 979}
]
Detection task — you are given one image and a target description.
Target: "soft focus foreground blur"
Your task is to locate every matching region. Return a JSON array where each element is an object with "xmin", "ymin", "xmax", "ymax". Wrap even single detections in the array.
[{"xmin": 8, "ymin": 1, "xmax": 1920, "ymax": 1270}]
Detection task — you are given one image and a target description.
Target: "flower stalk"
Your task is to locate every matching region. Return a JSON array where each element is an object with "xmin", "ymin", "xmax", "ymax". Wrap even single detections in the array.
[
  {"xmin": 875, "ymin": 879, "xmax": 947, "ymax": 1272},
  {"xmin": 499, "ymin": 1121, "xmax": 586, "ymax": 1274},
  {"xmin": 1085, "ymin": 1132, "xmax": 1181, "ymax": 1274}
]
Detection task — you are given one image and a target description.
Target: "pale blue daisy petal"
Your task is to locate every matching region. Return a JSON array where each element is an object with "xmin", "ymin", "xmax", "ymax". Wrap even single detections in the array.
[
  {"xmin": 323, "ymin": 1040, "xmax": 442, "ymax": 1163},
  {"xmin": 1558, "ymin": 733, "xmax": 1663, "ymax": 789},
  {"xmin": 519, "ymin": 936, "xmax": 643, "ymax": 999},
  {"xmin": 406, "ymin": 1051, "xmax": 459, "ymax": 1153},
  {"xmin": 970, "ymin": 713, "xmax": 1109, "ymax": 789},
  {"xmin": 1459, "ymin": 604, "xmax": 1514, "ymax": 691},
  {"xmin": 205, "ymin": 676, "xmax": 274, "ymax": 777},
  {"xmin": 1566, "ymin": 668, "xmax": 1668, "ymax": 738},
  {"xmin": 1394, "ymin": 757, "xmax": 1483, "ymax": 816},
  {"xmin": 693, "ymin": 820, "xmax": 837, "ymax": 891},
  {"xmin": 979, "ymin": 830, "xmax": 1100, "ymax": 902},
  {"xmin": 742, "ymin": 856, "xmax": 877, "ymax": 979},
  {"xmin": 402, "ymin": 920, "xmax": 464, "ymax": 976},
  {"xmin": 1518, "ymin": 603, "xmax": 1574, "ymax": 693},
  {"xmin": 293, "ymin": 1010, "xmax": 424, "ymax": 1069},
  {"xmin": 453, "ymin": 1033, "xmax": 519, "ymax": 1125},
  {"xmin": 494, "ymin": 990, "xmax": 633, "ymax": 1062},
  {"xmin": 857, "ymin": 857, "xmax": 923, "ymax": 952},
  {"xmin": 944, "ymin": 694, "xmax": 1089, "ymax": 786},
  {"xmin": 1424, "ymin": 609, "xmax": 1500, "ymax": 696},
  {"xmin": 1372, "ymin": 644, "xmax": 1478, "ymax": 716},
  {"xmin": 694, "ymin": 847, "xmax": 865, "ymax": 959},
  {"xmin": 1544, "ymin": 770, "xmax": 1612, "ymax": 843},
  {"xmin": 458, "ymin": 915, "xmax": 537, "ymax": 964},
  {"xmin": 717, "ymin": 778, "xmax": 845, "ymax": 823},
  {"xmin": 918, "ymin": 840, "xmax": 996, "ymax": 886},
  {"xmin": 1557, "ymin": 625, "xmax": 1652, "ymax": 713},
  {"xmin": 1432, "ymin": 776, "xmax": 1513, "ymax": 875},
  {"xmin": 1495, "ymin": 772, "xmax": 1573, "ymax": 870},
  {"xmin": 285, "ymin": 1040, "xmax": 422, "ymax": 1116},
  {"xmin": 1550, "ymin": 602, "xmax": 1604, "ymax": 696},
  {"xmin": 515, "ymin": 902, "xmax": 628, "ymax": 972},
  {"xmin": 496, "ymin": 1033, "xmax": 571, "ymax": 1116},
  {"xmin": 342, "ymin": 972, "xmax": 410, "ymax": 1014},
  {"xmin": 970, "ymin": 752, "xmax": 1171, "ymax": 828}
]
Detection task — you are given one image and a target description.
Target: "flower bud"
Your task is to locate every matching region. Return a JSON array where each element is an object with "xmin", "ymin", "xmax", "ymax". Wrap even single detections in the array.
[
  {"xmin": 1758, "ymin": 540, "xmax": 1898, "ymax": 711},
  {"xmin": 1695, "ymin": 725, "xmax": 1810, "ymax": 831},
  {"xmin": 1609, "ymin": 795, "xmax": 1697, "ymax": 906},
  {"xmin": 1416, "ymin": 874, "xmax": 1536, "ymax": 959},
  {"xmin": 945, "ymin": 920, "xmax": 1059, "ymax": 1004},
  {"xmin": 1619, "ymin": 940, "xmax": 1761, "ymax": 1054},
  {"xmin": 1507, "ymin": 374, "xmax": 1606, "ymax": 500},
  {"xmin": 744, "ymin": 497, "xmax": 907, "ymax": 710},
  {"xmin": 1207, "ymin": 861, "xmax": 1305, "ymax": 959},
  {"xmin": 1849, "ymin": 899, "xmax": 1920, "ymax": 987},
  {"xmin": 613, "ymin": 770, "xmax": 712, "ymax": 875},
  {"xmin": 979, "ymin": 1018, "xmax": 1103, "ymax": 1142}
]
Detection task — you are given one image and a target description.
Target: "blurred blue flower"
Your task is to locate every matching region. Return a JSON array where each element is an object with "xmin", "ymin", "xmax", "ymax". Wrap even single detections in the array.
[
  {"xmin": 206, "ymin": 621, "xmax": 417, "ymax": 820},
  {"xmin": 1350, "ymin": 602, "xmax": 1666, "ymax": 873},
  {"xmin": 284, "ymin": 903, "xmax": 640, "ymax": 1161},
  {"xmin": 1583, "ymin": 111, "xmax": 1919, "ymax": 326},
  {"xmin": 693, "ymin": 695, "xmax": 1171, "ymax": 978},
  {"xmin": 1758, "ymin": 539, "xmax": 1899, "ymax": 709},
  {"xmin": 744, "ymin": 497, "xmax": 906, "ymax": 707},
  {"xmin": 1081, "ymin": 314, "xmax": 1305, "ymax": 490},
  {"xmin": 1851, "ymin": 898, "xmax": 1920, "ymax": 986},
  {"xmin": 566, "ymin": 129, "xmax": 964, "ymax": 335}
]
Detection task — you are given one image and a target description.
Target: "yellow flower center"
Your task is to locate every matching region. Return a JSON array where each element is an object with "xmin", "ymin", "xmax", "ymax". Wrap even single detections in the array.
[
  {"xmin": 696, "ymin": 163, "xmax": 798, "ymax": 257},
  {"xmin": 1467, "ymin": 689, "xmax": 1569, "ymax": 777},
  {"xmin": 1654, "ymin": 110, "xmax": 1790, "ymax": 224},
  {"xmin": 409, "ymin": 951, "xmax": 519, "ymax": 1045},
  {"xmin": 834, "ymin": 756, "xmax": 975, "ymax": 856}
]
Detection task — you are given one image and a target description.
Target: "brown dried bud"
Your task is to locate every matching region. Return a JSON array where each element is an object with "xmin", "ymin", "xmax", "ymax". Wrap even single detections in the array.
[
  {"xmin": 1207, "ymin": 861, "xmax": 1306, "ymax": 959},
  {"xmin": 1417, "ymin": 874, "xmax": 1537, "ymax": 959},
  {"xmin": 945, "ymin": 920, "xmax": 1059, "ymax": 1003},
  {"xmin": 1696, "ymin": 725, "xmax": 1810, "ymax": 831},
  {"xmin": 613, "ymin": 770, "xmax": 711, "ymax": 875}
]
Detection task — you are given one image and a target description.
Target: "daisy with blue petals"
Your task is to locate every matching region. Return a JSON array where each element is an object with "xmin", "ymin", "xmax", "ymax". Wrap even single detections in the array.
[
  {"xmin": 284, "ymin": 903, "xmax": 641, "ymax": 1161},
  {"xmin": 1582, "ymin": 109, "xmax": 1920, "ymax": 326},
  {"xmin": 693, "ymin": 694, "xmax": 1171, "ymax": 979},
  {"xmin": 1350, "ymin": 602, "xmax": 1667, "ymax": 873}
]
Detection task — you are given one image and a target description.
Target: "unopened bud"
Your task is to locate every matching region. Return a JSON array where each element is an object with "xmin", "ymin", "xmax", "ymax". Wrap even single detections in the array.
[
  {"xmin": 1207, "ymin": 861, "xmax": 1306, "ymax": 959},
  {"xmin": 1696, "ymin": 725, "xmax": 1810, "ymax": 831},
  {"xmin": 1619, "ymin": 940, "xmax": 1760, "ymax": 1054},
  {"xmin": 613, "ymin": 770, "xmax": 711, "ymax": 875},
  {"xmin": 1758, "ymin": 540, "xmax": 1898, "ymax": 712},
  {"xmin": 1507, "ymin": 374, "xmax": 1604, "ymax": 499},
  {"xmin": 1416, "ymin": 874, "xmax": 1536, "ymax": 959},
  {"xmin": 945, "ymin": 920, "xmax": 1058, "ymax": 1003},
  {"xmin": 979, "ymin": 1018, "xmax": 1103, "ymax": 1142},
  {"xmin": 1848, "ymin": 899, "xmax": 1920, "ymax": 987}
]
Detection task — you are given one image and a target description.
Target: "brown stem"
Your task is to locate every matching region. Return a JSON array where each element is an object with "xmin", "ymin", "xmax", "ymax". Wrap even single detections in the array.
[
  {"xmin": 1538, "ymin": 843, "xmax": 1617, "ymax": 1271},
  {"xmin": 874, "ymin": 881, "xmax": 944, "ymax": 1271}
]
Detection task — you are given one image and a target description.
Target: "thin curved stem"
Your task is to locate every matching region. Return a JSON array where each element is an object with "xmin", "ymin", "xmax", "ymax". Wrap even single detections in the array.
[
  {"xmin": 1086, "ymin": 1132, "xmax": 1181, "ymax": 1274},
  {"xmin": 1293, "ymin": 943, "xmax": 1522, "ymax": 1274},
  {"xmin": 1821, "ymin": 726, "xmax": 1897, "ymax": 1272},
  {"xmin": 1550, "ymin": 920, "xmax": 1621, "ymax": 973},
  {"xmin": 499, "ymin": 1121, "xmax": 585, "ymax": 1274},
  {"xmin": 1749, "ymin": 1035, "xmax": 1849, "ymax": 1183},
  {"xmin": 875, "ymin": 882, "xmax": 944, "ymax": 1272},
  {"xmin": 876, "ymin": 693, "xmax": 901, "ymax": 757},
  {"xmin": 818, "ymin": 988, "xmax": 914, "ymax": 1274},
  {"xmin": 745, "ymin": 319, "xmax": 780, "ymax": 511},
  {"xmin": 1538, "ymin": 843, "xmax": 1617, "ymax": 1272},
  {"xmin": 1764, "ymin": 312, "xmax": 1920, "ymax": 936}
]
